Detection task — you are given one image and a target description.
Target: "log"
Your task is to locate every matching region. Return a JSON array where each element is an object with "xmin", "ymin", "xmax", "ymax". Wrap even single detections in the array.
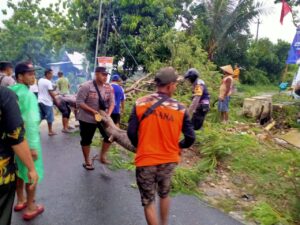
[
  {"xmin": 97, "ymin": 110, "xmax": 136, "ymax": 153},
  {"xmin": 264, "ymin": 121, "xmax": 276, "ymax": 131}
]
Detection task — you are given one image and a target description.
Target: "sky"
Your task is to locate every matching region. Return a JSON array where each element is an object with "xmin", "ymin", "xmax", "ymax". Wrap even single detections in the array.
[{"xmin": 0, "ymin": 0, "xmax": 298, "ymax": 44}]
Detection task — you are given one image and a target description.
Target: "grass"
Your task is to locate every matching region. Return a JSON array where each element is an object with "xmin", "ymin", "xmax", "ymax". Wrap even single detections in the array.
[{"xmin": 170, "ymin": 84, "xmax": 300, "ymax": 224}]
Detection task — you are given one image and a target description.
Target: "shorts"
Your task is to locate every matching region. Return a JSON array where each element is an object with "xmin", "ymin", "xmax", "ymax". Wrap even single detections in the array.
[
  {"xmin": 136, "ymin": 162, "xmax": 177, "ymax": 206},
  {"xmin": 57, "ymin": 101, "xmax": 71, "ymax": 119},
  {"xmin": 79, "ymin": 120, "xmax": 110, "ymax": 146},
  {"xmin": 218, "ymin": 96, "xmax": 230, "ymax": 112},
  {"xmin": 39, "ymin": 103, "xmax": 54, "ymax": 123},
  {"xmin": 111, "ymin": 113, "xmax": 121, "ymax": 124},
  {"xmin": 0, "ymin": 181, "xmax": 16, "ymax": 225}
]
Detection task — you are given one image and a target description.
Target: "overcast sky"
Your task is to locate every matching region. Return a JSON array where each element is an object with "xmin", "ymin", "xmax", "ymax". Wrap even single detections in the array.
[{"xmin": 0, "ymin": 0, "xmax": 298, "ymax": 44}]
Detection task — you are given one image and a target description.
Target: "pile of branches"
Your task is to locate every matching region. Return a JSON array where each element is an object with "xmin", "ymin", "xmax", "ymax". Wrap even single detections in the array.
[{"xmin": 124, "ymin": 73, "xmax": 154, "ymax": 99}]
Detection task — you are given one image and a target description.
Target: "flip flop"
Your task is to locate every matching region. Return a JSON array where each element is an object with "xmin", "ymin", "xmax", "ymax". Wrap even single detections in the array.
[
  {"xmin": 48, "ymin": 132, "xmax": 57, "ymax": 136},
  {"xmin": 14, "ymin": 202, "xmax": 27, "ymax": 212},
  {"xmin": 61, "ymin": 129, "xmax": 71, "ymax": 133},
  {"xmin": 82, "ymin": 163, "xmax": 95, "ymax": 170},
  {"xmin": 23, "ymin": 205, "xmax": 44, "ymax": 221}
]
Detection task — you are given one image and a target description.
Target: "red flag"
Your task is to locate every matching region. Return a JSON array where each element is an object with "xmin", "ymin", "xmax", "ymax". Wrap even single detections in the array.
[{"xmin": 280, "ymin": 0, "xmax": 292, "ymax": 25}]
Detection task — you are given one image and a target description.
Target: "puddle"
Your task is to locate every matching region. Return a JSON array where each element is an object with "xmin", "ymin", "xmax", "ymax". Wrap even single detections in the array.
[{"xmin": 277, "ymin": 129, "xmax": 300, "ymax": 148}]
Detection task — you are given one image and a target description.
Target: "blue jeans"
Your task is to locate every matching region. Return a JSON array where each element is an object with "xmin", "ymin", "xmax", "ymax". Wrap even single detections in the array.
[{"xmin": 218, "ymin": 96, "xmax": 230, "ymax": 112}]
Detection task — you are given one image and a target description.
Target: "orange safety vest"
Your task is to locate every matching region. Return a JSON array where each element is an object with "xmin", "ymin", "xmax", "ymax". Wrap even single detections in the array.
[{"xmin": 134, "ymin": 94, "xmax": 185, "ymax": 167}]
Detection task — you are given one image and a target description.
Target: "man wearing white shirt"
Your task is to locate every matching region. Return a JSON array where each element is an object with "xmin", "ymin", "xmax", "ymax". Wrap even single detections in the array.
[{"xmin": 38, "ymin": 69, "xmax": 57, "ymax": 136}]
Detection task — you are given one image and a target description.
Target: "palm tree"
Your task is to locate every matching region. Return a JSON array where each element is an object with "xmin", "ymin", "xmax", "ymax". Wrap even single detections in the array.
[{"xmin": 192, "ymin": 0, "xmax": 266, "ymax": 60}]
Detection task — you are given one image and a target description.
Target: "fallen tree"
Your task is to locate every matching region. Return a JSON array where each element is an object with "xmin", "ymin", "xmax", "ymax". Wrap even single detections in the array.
[{"xmin": 97, "ymin": 110, "xmax": 136, "ymax": 153}]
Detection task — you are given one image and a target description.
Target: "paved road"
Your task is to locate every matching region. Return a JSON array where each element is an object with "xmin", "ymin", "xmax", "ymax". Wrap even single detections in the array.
[{"xmin": 12, "ymin": 122, "xmax": 243, "ymax": 225}]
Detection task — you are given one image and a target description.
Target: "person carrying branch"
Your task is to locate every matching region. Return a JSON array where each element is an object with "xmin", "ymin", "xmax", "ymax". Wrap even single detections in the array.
[
  {"xmin": 184, "ymin": 68, "xmax": 210, "ymax": 130},
  {"xmin": 127, "ymin": 67, "xmax": 195, "ymax": 225},
  {"xmin": 76, "ymin": 66, "xmax": 115, "ymax": 170}
]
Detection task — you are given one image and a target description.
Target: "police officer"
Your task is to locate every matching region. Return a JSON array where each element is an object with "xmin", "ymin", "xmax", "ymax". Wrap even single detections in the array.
[{"xmin": 184, "ymin": 68, "xmax": 210, "ymax": 130}]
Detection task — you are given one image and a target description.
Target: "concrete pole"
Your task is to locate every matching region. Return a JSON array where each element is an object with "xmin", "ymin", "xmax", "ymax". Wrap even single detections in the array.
[{"xmin": 94, "ymin": 0, "xmax": 103, "ymax": 72}]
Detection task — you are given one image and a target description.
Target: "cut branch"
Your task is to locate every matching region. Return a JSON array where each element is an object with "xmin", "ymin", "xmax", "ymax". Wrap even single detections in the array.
[{"xmin": 98, "ymin": 110, "xmax": 136, "ymax": 153}]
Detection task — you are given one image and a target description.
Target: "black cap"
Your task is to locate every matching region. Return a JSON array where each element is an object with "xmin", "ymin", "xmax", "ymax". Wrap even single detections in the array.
[
  {"xmin": 154, "ymin": 67, "xmax": 178, "ymax": 85},
  {"xmin": 95, "ymin": 66, "xmax": 109, "ymax": 75},
  {"xmin": 15, "ymin": 62, "xmax": 35, "ymax": 75},
  {"xmin": 0, "ymin": 61, "xmax": 13, "ymax": 71}
]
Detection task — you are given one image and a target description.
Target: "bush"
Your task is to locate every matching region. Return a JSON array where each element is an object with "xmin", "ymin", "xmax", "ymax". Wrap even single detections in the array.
[{"xmin": 240, "ymin": 67, "xmax": 270, "ymax": 85}]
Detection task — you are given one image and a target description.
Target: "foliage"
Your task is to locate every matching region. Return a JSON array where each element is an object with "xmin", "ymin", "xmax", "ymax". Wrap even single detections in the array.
[
  {"xmin": 248, "ymin": 202, "xmax": 290, "ymax": 225},
  {"xmin": 0, "ymin": 0, "xmax": 71, "ymax": 67},
  {"xmin": 190, "ymin": 0, "xmax": 265, "ymax": 60},
  {"xmin": 65, "ymin": 0, "xmax": 193, "ymax": 73},
  {"xmin": 240, "ymin": 67, "xmax": 270, "ymax": 85},
  {"xmin": 237, "ymin": 39, "xmax": 291, "ymax": 84},
  {"xmin": 246, "ymin": 39, "xmax": 290, "ymax": 82}
]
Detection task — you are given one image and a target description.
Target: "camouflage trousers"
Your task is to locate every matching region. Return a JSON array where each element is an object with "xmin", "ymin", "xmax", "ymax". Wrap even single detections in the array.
[{"xmin": 136, "ymin": 162, "xmax": 177, "ymax": 206}]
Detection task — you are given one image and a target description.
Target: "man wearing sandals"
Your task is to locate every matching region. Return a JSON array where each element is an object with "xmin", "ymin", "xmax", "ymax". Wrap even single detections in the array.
[
  {"xmin": 0, "ymin": 86, "xmax": 38, "ymax": 225},
  {"xmin": 127, "ymin": 67, "xmax": 195, "ymax": 225},
  {"xmin": 10, "ymin": 63, "xmax": 45, "ymax": 221},
  {"xmin": 76, "ymin": 67, "xmax": 115, "ymax": 170}
]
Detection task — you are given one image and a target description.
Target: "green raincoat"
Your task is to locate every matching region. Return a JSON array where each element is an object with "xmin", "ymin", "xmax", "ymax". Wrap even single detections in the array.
[{"xmin": 9, "ymin": 83, "xmax": 44, "ymax": 183}]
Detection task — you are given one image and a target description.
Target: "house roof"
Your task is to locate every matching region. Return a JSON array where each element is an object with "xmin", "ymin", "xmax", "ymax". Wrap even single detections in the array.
[
  {"xmin": 66, "ymin": 51, "xmax": 86, "ymax": 70},
  {"xmin": 48, "ymin": 51, "xmax": 87, "ymax": 71}
]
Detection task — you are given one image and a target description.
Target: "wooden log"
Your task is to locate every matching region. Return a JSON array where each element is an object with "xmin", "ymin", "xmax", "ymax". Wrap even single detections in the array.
[{"xmin": 97, "ymin": 110, "xmax": 136, "ymax": 153}]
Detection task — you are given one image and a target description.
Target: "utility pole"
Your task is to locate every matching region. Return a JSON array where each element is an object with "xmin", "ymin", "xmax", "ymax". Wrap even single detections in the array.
[
  {"xmin": 94, "ymin": 0, "xmax": 103, "ymax": 72},
  {"xmin": 255, "ymin": 19, "xmax": 261, "ymax": 42}
]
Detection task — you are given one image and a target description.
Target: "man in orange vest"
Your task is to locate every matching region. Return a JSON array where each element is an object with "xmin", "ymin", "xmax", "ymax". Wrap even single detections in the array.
[
  {"xmin": 127, "ymin": 67, "xmax": 195, "ymax": 225},
  {"xmin": 219, "ymin": 65, "xmax": 234, "ymax": 123}
]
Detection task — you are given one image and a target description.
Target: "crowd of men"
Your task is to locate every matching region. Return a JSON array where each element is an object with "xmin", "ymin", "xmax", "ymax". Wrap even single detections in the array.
[{"xmin": 0, "ymin": 60, "xmax": 237, "ymax": 225}]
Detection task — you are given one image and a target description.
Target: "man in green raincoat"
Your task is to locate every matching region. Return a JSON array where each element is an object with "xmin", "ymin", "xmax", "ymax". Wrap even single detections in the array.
[{"xmin": 9, "ymin": 62, "xmax": 44, "ymax": 221}]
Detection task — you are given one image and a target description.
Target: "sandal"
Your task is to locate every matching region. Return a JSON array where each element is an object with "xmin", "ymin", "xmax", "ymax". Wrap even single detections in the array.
[
  {"xmin": 61, "ymin": 129, "xmax": 71, "ymax": 133},
  {"xmin": 82, "ymin": 163, "xmax": 94, "ymax": 170},
  {"xmin": 23, "ymin": 205, "xmax": 44, "ymax": 221},
  {"xmin": 14, "ymin": 202, "xmax": 27, "ymax": 212}
]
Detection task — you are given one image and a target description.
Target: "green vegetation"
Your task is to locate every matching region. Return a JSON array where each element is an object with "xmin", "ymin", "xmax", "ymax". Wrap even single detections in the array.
[{"xmin": 115, "ymin": 83, "xmax": 300, "ymax": 224}]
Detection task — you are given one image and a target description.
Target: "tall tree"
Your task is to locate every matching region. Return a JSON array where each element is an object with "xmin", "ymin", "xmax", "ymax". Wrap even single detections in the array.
[
  {"xmin": 65, "ymin": 0, "xmax": 192, "ymax": 73},
  {"xmin": 0, "ymin": 0, "xmax": 71, "ymax": 67},
  {"xmin": 190, "ymin": 0, "xmax": 265, "ymax": 60}
]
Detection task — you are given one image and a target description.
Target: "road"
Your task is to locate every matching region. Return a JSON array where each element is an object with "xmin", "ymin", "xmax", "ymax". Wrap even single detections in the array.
[{"xmin": 12, "ymin": 122, "xmax": 243, "ymax": 225}]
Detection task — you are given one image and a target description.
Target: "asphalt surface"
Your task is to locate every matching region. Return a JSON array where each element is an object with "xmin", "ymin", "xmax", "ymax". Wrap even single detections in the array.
[{"xmin": 11, "ymin": 122, "xmax": 243, "ymax": 225}]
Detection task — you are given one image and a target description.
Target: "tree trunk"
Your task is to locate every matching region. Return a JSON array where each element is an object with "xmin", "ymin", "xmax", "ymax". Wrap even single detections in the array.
[{"xmin": 98, "ymin": 110, "xmax": 136, "ymax": 153}]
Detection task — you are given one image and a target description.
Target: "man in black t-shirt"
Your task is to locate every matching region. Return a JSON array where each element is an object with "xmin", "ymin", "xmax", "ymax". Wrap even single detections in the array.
[{"xmin": 0, "ymin": 86, "xmax": 38, "ymax": 225}]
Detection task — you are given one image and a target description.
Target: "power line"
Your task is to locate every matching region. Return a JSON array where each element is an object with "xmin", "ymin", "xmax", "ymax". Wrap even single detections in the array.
[{"xmin": 111, "ymin": 12, "xmax": 139, "ymax": 67}]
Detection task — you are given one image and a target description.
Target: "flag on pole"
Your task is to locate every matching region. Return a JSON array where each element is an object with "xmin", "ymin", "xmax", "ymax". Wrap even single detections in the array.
[
  {"xmin": 280, "ymin": 0, "xmax": 292, "ymax": 25},
  {"xmin": 286, "ymin": 28, "xmax": 300, "ymax": 64}
]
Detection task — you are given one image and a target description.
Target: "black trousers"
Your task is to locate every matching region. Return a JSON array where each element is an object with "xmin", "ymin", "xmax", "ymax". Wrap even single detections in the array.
[
  {"xmin": 0, "ymin": 181, "xmax": 16, "ymax": 225},
  {"xmin": 192, "ymin": 104, "xmax": 210, "ymax": 130}
]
